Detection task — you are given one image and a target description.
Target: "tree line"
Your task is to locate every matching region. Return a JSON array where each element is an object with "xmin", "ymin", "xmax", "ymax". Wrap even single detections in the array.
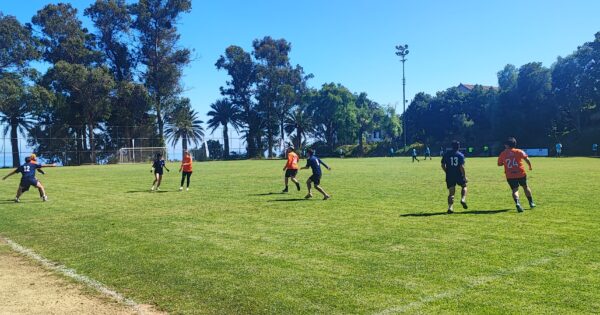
[{"xmin": 404, "ymin": 33, "xmax": 600, "ymax": 155}]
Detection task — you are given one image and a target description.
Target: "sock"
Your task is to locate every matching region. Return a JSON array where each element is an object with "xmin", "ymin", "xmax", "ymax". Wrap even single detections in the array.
[
  {"xmin": 514, "ymin": 197, "xmax": 520, "ymax": 205},
  {"xmin": 448, "ymin": 196, "xmax": 454, "ymax": 207},
  {"xmin": 526, "ymin": 196, "xmax": 533, "ymax": 203}
]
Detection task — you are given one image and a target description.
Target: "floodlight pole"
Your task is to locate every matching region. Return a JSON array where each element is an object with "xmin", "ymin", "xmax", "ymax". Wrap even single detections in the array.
[{"xmin": 395, "ymin": 44, "xmax": 409, "ymax": 149}]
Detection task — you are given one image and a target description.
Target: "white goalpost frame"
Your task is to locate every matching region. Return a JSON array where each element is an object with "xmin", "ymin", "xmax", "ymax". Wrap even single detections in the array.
[{"xmin": 118, "ymin": 146, "xmax": 168, "ymax": 164}]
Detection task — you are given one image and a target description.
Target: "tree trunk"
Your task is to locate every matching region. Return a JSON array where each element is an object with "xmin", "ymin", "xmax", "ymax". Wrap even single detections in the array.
[
  {"xmin": 88, "ymin": 122, "xmax": 96, "ymax": 164},
  {"xmin": 156, "ymin": 95, "xmax": 164, "ymax": 146},
  {"xmin": 296, "ymin": 127, "xmax": 302, "ymax": 153},
  {"xmin": 358, "ymin": 129, "xmax": 365, "ymax": 157},
  {"xmin": 76, "ymin": 127, "xmax": 83, "ymax": 165},
  {"xmin": 10, "ymin": 120, "xmax": 20, "ymax": 168},
  {"xmin": 223, "ymin": 124, "xmax": 229, "ymax": 159},
  {"xmin": 182, "ymin": 133, "xmax": 188, "ymax": 158}
]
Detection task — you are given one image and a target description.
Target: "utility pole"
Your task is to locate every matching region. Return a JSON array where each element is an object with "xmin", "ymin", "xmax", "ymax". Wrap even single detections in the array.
[{"xmin": 395, "ymin": 44, "xmax": 409, "ymax": 149}]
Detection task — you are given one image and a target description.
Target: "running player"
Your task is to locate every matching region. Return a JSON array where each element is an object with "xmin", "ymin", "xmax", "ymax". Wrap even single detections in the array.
[
  {"xmin": 498, "ymin": 137, "xmax": 536, "ymax": 212},
  {"xmin": 424, "ymin": 146, "xmax": 432, "ymax": 160},
  {"xmin": 282, "ymin": 146, "xmax": 301, "ymax": 193},
  {"xmin": 441, "ymin": 140, "xmax": 468, "ymax": 214},
  {"xmin": 301, "ymin": 149, "xmax": 331, "ymax": 200},
  {"xmin": 179, "ymin": 150, "xmax": 193, "ymax": 191},
  {"xmin": 412, "ymin": 148, "xmax": 420, "ymax": 163},
  {"xmin": 2, "ymin": 156, "xmax": 56, "ymax": 202},
  {"xmin": 151, "ymin": 153, "xmax": 169, "ymax": 191}
]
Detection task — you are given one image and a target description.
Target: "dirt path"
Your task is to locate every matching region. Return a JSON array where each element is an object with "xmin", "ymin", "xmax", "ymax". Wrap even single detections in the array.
[{"xmin": 0, "ymin": 240, "xmax": 160, "ymax": 315}]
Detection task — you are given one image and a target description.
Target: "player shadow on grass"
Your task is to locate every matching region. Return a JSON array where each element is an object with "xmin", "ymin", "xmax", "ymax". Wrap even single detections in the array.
[
  {"xmin": 401, "ymin": 209, "xmax": 511, "ymax": 217},
  {"xmin": 125, "ymin": 190, "xmax": 170, "ymax": 193},
  {"xmin": 249, "ymin": 192, "xmax": 286, "ymax": 196},
  {"xmin": 267, "ymin": 198, "xmax": 307, "ymax": 202}
]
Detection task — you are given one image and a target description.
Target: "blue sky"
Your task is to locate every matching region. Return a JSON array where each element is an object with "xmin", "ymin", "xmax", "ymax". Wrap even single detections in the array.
[{"xmin": 3, "ymin": 0, "xmax": 600, "ymax": 120}]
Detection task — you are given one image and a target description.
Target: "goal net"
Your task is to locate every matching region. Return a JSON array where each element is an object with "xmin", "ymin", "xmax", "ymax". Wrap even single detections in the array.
[{"xmin": 118, "ymin": 147, "xmax": 168, "ymax": 164}]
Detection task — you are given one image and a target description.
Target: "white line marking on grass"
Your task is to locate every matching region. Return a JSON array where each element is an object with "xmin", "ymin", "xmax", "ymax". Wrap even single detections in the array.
[
  {"xmin": 375, "ymin": 250, "xmax": 569, "ymax": 315},
  {"xmin": 1, "ymin": 236, "xmax": 151, "ymax": 315}
]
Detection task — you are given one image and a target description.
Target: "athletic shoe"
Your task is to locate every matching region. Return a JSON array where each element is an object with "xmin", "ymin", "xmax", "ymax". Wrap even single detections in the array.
[
  {"xmin": 179, "ymin": 187, "xmax": 183, "ymax": 191},
  {"xmin": 323, "ymin": 195, "xmax": 331, "ymax": 200},
  {"xmin": 295, "ymin": 182, "xmax": 301, "ymax": 191},
  {"xmin": 460, "ymin": 200, "xmax": 468, "ymax": 210},
  {"xmin": 186, "ymin": 188, "xmax": 189, "ymax": 192},
  {"xmin": 529, "ymin": 202, "xmax": 536, "ymax": 209},
  {"xmin": 447, "ymin": 208, "xmax": 454, "ymax": 214},
  {"xmin": 304, "ymin": 193, "xmax": 313, "ymax": 199},
  {"xmin": 14, "ymin": 198, "xmax": 19, "ymax": 203},
  {"xmin": 282, "ymin": 188, "xmax": 289, "ymax": 193},
  {"xmin": 42, "ymin": 195, "xmax": 48, "ymax": 202},
  {"xmin": 156, "ymin": 187, "xmax": 161, "ymax": 191},
  {"xmin": 516, "ymin": 204, "xmax": 524, "ymax": 213},
  {"xmin": 151, "ymin": 186, "xmax": 155, "ymax": 191}
]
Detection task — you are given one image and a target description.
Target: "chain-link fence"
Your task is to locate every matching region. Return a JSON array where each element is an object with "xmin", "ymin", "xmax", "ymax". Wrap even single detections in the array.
[{"xmin": 0, "ymin": 124, "xmax": 251, "ymax": 167}]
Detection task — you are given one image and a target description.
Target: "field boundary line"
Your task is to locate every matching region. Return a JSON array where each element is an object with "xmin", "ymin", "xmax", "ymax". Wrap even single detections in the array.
[
  {"xmin": 375, "ymin": 250, "xmax": 570, "ymax": 315},
  {"xmin": 0, "ymin": 235, "xmax": 153, "ymax": 315}
]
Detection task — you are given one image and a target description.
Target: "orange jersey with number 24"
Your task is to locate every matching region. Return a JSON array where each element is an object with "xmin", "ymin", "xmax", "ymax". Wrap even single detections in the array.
[{"xmin": 498, "ymin": 148, "xmax": 528, "ymax": 179}]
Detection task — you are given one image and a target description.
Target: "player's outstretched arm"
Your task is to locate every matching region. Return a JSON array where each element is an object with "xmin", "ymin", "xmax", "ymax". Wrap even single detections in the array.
[
  {"xmin": 524, "ymin": 157, "xmax": 532, "ymax": 170},
  {"xmin": 319, "ymin": 159, "xmax": 331, "ymax": 170},
  {"xmin": 2, "ymin": 169, "xmax": 18, "ymax": 180}
]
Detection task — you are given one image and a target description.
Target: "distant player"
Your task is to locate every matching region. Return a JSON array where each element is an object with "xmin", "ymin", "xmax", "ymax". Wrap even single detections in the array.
[
  {"xmin": 179, "ymin": 150, "xmax": 193, "ymax": 191},
  {"xmin": 424, "ymin": 146, "xmax": 432, "ymax": 160},
  {"xmin": 282, "ymin": 146, "xmax": 301, "ymax": 193},
  {"xmin": 2, "ymin": 156, "xmax": 56, "ymax": 202},
  {"xmin": 555, "ymin": 142, "xmax": 563, "ymax": 158},
  {"xmin": 498, "ymin": 137, "xmax": 536, "ymax": 212},
  {"xmin": 150, "ymin": 153, "xmax": 169, "ymax": 191},
  {"xmin": 412, "ymin": 148, "xmax": 420, "ymax": 163},
  {"xmin": 441, "ymin": 140, "xmax": 468, "ymax": 214},
  {"xmin": 301, "ymin": 149, "xmax": 331, "ymax": 200}
]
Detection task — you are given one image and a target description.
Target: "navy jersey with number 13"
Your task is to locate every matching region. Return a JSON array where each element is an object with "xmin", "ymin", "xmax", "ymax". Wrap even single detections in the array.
[{"xmin": 442, "ymin": 151, "xmax": 465, "ymax": 178}]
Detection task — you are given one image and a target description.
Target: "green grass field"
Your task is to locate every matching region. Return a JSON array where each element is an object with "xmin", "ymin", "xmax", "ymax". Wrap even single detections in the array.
[{"xmin": 1, "ymin": 157, "xmax": 599, "ymax": 314}]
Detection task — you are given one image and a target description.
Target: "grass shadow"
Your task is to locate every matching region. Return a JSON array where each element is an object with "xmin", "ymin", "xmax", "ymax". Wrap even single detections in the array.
[
  {"xmin": 0, "ymin": 199, "xmax": 35, "ymax": 204},
  {"xmin": 401, "ymin": 209, "xmax": 511, "ymax": 217},
  {"xmin": 126, "ymin": 190, "xmax": 170, "ymax": 193},
  {"xmin": 249, "ymin": 192, "xmax": 286, "ymax": 196},
  {"xmin": 268, "ymin": 198, "xmax": 307, "ymax": 202}
]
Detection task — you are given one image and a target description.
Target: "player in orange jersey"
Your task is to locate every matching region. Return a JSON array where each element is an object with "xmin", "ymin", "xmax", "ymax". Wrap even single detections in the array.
[
  {"xmin": 282, "ymin": 146, "xmax": 301, "ymax": 193},
  {"xmin": 497, "ymin": 137, "xmax": 536, "ymax": 212},
  {"xmin": 179, "ymin": 150, "xmax": 193, "ymax": 191}
]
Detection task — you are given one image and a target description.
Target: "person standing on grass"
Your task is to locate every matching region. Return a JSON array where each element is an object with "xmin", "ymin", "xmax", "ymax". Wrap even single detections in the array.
[
  {"xmin": 424, "ymin": 146, "xmax": 432, "ymax": 160},
  {"xmin": 179, "ymin": 150, "xmax": 193, "ymax": 191},
  {"xmin": 151, "ymin": 153, "xmax": 169, "ymax": 191},
  {"xmin": 441, "ymin": 140, "xmax": 468, "ymax": 214},
  {"xmin": 555, "ymin": 142, "xmax": 563, "ymax": 158},
  {"xmin": 301, "ymin": 149, "xmax": 331, "ymax": 200},
  {"xmin": 282, "ymin": 146, "xmax": 301, "ymax": 193},
  {"xmin": 412, "ymin": 148, "xmax": 420, "ymax": 163},
  {"xmin": 2, "ymin": 156, "xmax": 56, "ymax": 203},
  {"xmin": 498, "ymin": 137, "xmax": 536, "ymax": 213}
]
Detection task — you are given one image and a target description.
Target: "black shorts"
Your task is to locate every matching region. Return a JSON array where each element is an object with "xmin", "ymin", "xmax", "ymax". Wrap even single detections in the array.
[
  {"xmin": 154, "ymin": 170, "xmax": 163, "ymax": 175},
  {"xmin": 285, "ymin": 169, "xmax": 298, "ymax": 178},
  {"xmin": 507, "ymin": 176, "xmax": 528, "ymax": 189},
  {"xmin": 446, "ymin": 175, "xmax": 466, "ymax": 189},
  {"xmin": 309, "ymin": 174, "xmax": 321, "ymax": 186},
  {"xmin": 20, "ymin": 178, "xmax": 38, "ymax": 192}
]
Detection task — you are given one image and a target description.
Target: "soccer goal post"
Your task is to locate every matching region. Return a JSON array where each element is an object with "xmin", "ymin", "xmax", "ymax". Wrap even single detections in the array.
[{"xmin": 118, "ymin": 147, "xmax": 168, "ymax": 164}]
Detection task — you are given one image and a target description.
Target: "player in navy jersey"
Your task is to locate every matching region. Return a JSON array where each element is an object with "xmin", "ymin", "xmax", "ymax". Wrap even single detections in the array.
[
  {"xmin": 301, "ymin": 149, "xmax": 331, "ymax": 200},
  {"xmin": 2, "ymin": 156, "xmax": 56, "ymax": 202},
  {"xmin": 441, "ymin": 140, "xmax": 468, "ymax": 213},
  {"xmin": 150, "ymin": 153, "xmax": 170, "ymax": 191}
]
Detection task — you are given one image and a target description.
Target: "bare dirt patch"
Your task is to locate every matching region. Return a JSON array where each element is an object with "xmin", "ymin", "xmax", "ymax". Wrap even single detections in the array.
[{"xmin": 0, "ymin": 240, "xmax": 162, "ymax": 315}]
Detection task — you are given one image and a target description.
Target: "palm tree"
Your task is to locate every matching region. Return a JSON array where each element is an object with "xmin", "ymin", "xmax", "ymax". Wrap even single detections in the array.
[
  {"xmin": 206, "ymin": 99, "xmax": 242, "ymax": 159},
  {"xmin": 284, "ymin": 105, "xmax": 313, "ymax": 152},
  {"xmin": 165, "ymin": 99, "xmax": 204, "ymax": 157},
  {"xmin": 1, "ymin": 102, "xmax": 35, "ymax": 167}
]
